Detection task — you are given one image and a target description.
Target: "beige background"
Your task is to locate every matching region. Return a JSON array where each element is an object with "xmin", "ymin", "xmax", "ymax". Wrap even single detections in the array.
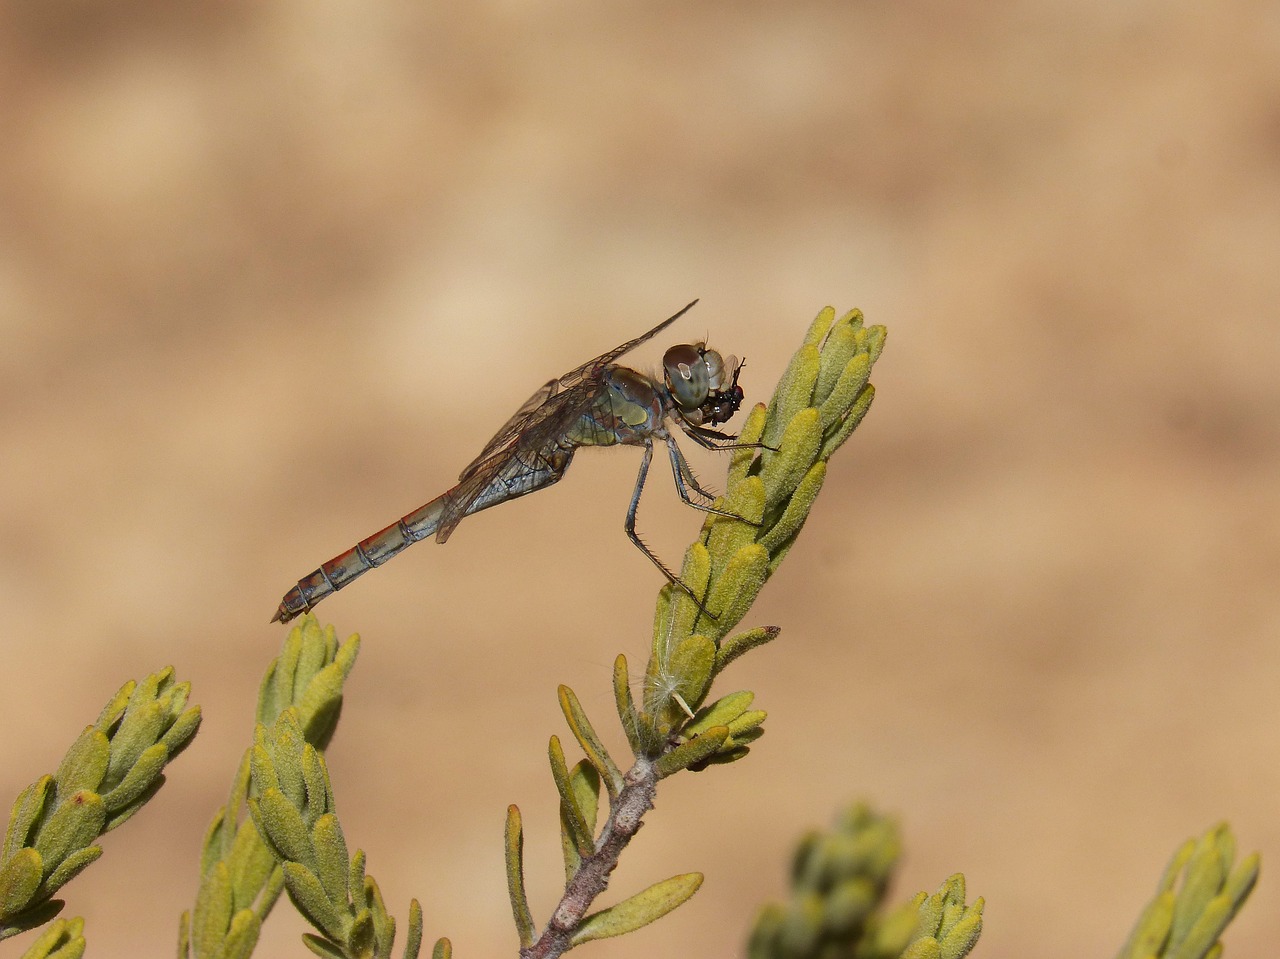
[{"xmin": 1, "ymin": 2, "xmax": 1278, "ymax": 956}]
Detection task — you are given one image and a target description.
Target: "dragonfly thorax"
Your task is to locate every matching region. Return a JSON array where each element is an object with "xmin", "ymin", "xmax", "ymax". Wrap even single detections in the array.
[{"xmin": 662, "ymin": 343, "xmax": 745, "ymax": 427}]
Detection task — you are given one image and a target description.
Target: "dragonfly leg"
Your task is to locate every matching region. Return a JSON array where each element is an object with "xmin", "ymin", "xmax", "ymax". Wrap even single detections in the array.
[
  {"xmin": 665, "ymin": 435, "xmax": 759, "ymax": 525},
  {"xmin": 680, "ymin": 421, "xmax": 778, "ymax": 453},
  {"xmin": 626, "ymin": 441, "xmax": 717, "ymax": 618},
  {"xmin": 667, "ymin": 436, "xmax": 716, "ymax": 501}
]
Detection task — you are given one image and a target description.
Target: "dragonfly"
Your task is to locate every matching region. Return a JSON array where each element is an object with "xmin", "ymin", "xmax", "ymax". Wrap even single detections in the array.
[{"xmin": 273, "ymin": 299, "xmax": 755, "ymax": 624}]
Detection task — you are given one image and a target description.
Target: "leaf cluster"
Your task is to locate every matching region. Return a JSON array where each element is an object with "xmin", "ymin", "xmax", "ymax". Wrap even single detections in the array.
[
  {"xmin": 1115, "ymin": 823, "xmax": 1259, "ymax": 959},
  {"xmin": 749, "ymin": 804, "xmax": 983, "ymax": 959},
  {"xmin": 180, "ymin": 618, "xmax": 375, "ymax": 959},
  {"xmin": 748, "ymin": 804, "xmax": 902, "ymax": 959},
  {"xmin": 0, "ymin": 668, "xmax": 199, "ymax": 942},
  {"xmin": 633, "ymin": 308, "xmax": 885, "ymax": 759},
  {"xmin": 248, "ymin": 710, "xmax": 429, "ymax": 959},
  {"xmin": 502, "ymin": 309, "xmax": 888, "ymax": 958}
]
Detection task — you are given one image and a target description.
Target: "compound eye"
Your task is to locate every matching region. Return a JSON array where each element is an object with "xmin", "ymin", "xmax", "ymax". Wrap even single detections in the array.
[{"xmin": 663, "ymin": 343, "xmax": 710, "ymax": 410}]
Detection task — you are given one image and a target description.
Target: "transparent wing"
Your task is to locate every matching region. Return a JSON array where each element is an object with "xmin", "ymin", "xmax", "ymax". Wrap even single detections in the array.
[
  {"xmin": 458, "ymin": 298, "xmax": 698, "ymax": 481},
  {"xmin": 555, "ymin": 299, "xmax": 699, "ymax": 391},
  {"xmin": 441, "ymin": 387, "xmax": 582, "ymax": 539},
  {"xmin": 459, "ymin": 378, "xmax": 560, "ymax": 481},
  {"xmin": 447, "ymin": 299, "xmax": 699, "ymax": 538}
]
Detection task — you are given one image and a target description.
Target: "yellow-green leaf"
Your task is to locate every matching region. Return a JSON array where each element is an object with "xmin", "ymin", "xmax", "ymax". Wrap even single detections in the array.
[
  {"xmin": 300, "ymin": 932, "xmax": 346, "ymax": 959},
  {"xmin": 42, "ymin": 845, "xmax": 102, "ymax": 895},
  {"xmin": 655, "ymin": 727, "xmax": 729, "ymax": 778},
  {"xmin": 812, "ymin": 321, "xmax": 862, "ymax": 407},
  {"xmin": 54, "ymin": 730, "xmax": 109, "ymax": 796},
  {"xmin": 725, "ymin": 404, "xmax": 768, "ymax": 491},
  {"xmin": 569, "ymin": 873, "xmax": 703, "ymax": 946},
  {"xmin": 0, "ymin": 848, "xmax": 43, "ymax": 914},
  {"xmin": 613, "ymin": 655, "xmax": 655, "ymax": 757},
  {"xmin": 760, "ymin": 408, "xmax": 822, "ymax": 514},
  {"xmin": 715, "ymin": 625, "xmax": 781, "ymax": 673},
  {"xmin": 504, "ymin": 805, "xmax": 534, "ymax": 949},
  {"xmin": 194, "ymin": 861, "xmax": 234, "ymax": 958},
  {"xmin": 101, "ymin": 743, "xmax": 167, "ymax": 815},
  {"xmin": 684, "ymin": 691, "xmax": 754, "ymax": 737},
  {"xmin": 901, "ymin": 936, "xmax": 942, "ymax": 959},
  {"xmin": 764, "ymin": 345, "xmax": 821, "ymax": 451},
  {"xmin": 311, "ymin": 815, "xmax": 350, "ymax": 907},
  {"xmin": 254, "ymin": 788, "xmax": 314, "ymax": 869},
  {"xmin": 664, "ymin": 635, "xmax": 717, "ymax": 717},
  {"xmin": 558, "ymin": 687, "xmax": 623, "ymax": 798},
  {"xmin": 401, "ymin": 899, "xmax": 424, "ymax": 959},
  {"xmin": 550, "ymin": 737, "xmax": 593, "ymax": 862},
  {"xmin": 804, "ymin": 306, "xmax": 839, "ymax": 348},
  {"xmin": 705, "ymin": 476, "xmax": 765, "ymax": 562},
  {"xmin": 14, "ymin": 916, "xmax": 85, "ymax": 959},
  {"xmin": 282, "ymin": 861, "xmax": 346, "ymax": 942},
  {"xmin": 704, "ymin": 544, "xmax": 770, "ymax": 636},
  {"xmin": 5, "ymin": 777, "xmax": 52, "ymax": 860},
  {"xmin": 1118, "ymin": 891, "xmax": 1175, "ymax": 959},
  {"xmin": 34, "ymin": 792, "xmax": 105, "ymax": 872},
  {"xmin": 938, "ymin": 905, "xmax": 983, "ymax": 959},
  {"xmin": 760, "ymin": 462, "xmax": 826, "ymax": 569},
  {"xmin": 222, "ymin": 909, "xmax": 261, "ymax": 959},
  {"xmin": 817, "ymin": 351, "xmax": 871, "ymax": 437},
  {"xmin": 819, "ymin": 382, "xmax": 875, "ymax": 461}
]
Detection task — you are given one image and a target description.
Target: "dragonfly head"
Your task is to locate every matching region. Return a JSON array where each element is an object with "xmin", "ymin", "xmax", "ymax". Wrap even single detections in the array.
[{"xmin": 662, "ymin": 343, "xmax": 746, "ymax": 427}]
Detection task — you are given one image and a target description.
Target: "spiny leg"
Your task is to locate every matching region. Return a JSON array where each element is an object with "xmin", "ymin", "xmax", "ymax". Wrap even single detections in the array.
[
  {"xmin": 669, "ymin": 441, "xmax": 717, "ymax": 503},
  {"xmin": 681, "ymin": 422, "xmax": 776, "ymax": 453},
  {"xmin": 673, "ymin": 430, "xmax": 773, "ymax": 633},
  {"xmin": 665, "ymin": 435, "xmax": 757, "ymax": 523},
  {"xmin": 626, "ymin": 440, "xmax": 717, "ymax": 618},
  {"xmin": 668, "ymin": 433, "xmax": 718, "ymax": 501}
]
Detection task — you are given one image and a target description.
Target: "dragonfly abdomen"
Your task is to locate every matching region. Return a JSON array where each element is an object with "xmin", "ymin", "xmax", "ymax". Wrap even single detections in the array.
[
  {"xmin": 272, "ymin": 448, "xmax": 572, "ymax": 622},
  {"xmin": 272, "ymin": 495, "xmax": 451, "ymax": 622}
]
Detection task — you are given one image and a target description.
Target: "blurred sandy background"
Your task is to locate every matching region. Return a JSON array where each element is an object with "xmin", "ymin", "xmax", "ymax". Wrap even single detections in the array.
[{"xmin": 2, "ymin": 1, "xmax": 1278, "ymax": 956}]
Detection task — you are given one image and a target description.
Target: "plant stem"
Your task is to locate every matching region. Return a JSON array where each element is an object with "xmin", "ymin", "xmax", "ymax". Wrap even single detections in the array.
[{"xmin": 521, "ymin": 757, "xmax": 660, "ymax": 959}]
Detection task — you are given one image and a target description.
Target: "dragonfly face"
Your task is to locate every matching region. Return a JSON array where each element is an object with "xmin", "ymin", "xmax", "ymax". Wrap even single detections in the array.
[{"xmin": 661, "ymin": 343, "xmax": 746, "ymax": 428}]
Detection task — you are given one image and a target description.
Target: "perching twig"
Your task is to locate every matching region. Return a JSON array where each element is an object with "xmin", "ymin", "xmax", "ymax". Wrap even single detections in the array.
[{"xmin": 521, "ymin": 757, "xmax": 661, "ymax": 959}]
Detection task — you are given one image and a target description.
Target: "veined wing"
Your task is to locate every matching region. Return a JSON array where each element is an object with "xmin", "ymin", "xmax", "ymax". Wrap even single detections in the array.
[
  {"xmin": 555, "ymin": 299, "xmax": 699, "ymax": 391},
  {"xmin": 459, "ymin": 377, "xmax": 561, "ymax": 481},
  {"xmin": 445, "ymin": 299, "xmax": 701, "ymax": 540},
  {"xmin": 440, "ymin": 386, "xmax": 582, "ymax": 541},
  {"xmin": 458, "ymin": 298, "xmax": 699, "ymax": 481}
]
